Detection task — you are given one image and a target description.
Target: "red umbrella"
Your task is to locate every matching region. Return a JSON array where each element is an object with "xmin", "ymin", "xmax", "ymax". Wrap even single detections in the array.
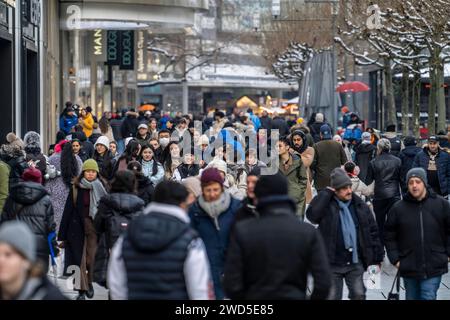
[{"xmin": 336, "ymin": 81, "xmax": 370, "ymax": 93}]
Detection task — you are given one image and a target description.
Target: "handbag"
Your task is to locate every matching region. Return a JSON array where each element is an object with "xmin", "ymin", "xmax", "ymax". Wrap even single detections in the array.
[{"xmin": 387, "ymin": 270, "xmax": 401, "ymax": 300}]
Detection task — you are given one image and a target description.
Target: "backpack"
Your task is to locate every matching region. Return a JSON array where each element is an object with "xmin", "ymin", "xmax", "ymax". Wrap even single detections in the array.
[
  {"xmin": 107, "ymin": 213, "xmax": 136, "ymax": 248},
  {"xmin": 343, "ymin": 124, "xmax": 363, "ymax": 142}
]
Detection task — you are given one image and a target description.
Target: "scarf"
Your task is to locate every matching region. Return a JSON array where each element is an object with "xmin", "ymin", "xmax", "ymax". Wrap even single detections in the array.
[
  {"xmin": 198, "ymin": 192, "xmax": 231, "ymax": 230},
  {"xmin": 335, "ymin": 197, "xmax": 358, "ymax": 264},
  {"xmin": 79, "ymin": 178, "xmax": 108, "ymax": 219}
]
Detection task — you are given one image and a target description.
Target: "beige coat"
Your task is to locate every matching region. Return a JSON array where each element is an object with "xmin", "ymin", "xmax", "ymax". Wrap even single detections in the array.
[{"xmin": 300, "ymin": 147, "xmax": 315, "ymax": 204}]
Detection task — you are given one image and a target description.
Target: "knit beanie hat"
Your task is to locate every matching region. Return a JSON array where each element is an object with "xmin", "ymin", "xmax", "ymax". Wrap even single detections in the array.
[
  {"xmin": 82, "ymin": 159, "xmax": 99, "ymax": 173},
  {"xmin": 330, "ymin": 168, "xmax": 352, "ymax": 190},
  {"xmin": 254, "ymin": 172, "xmax": 288, "ymax": 199},
  {"xmin": 206, "ymin": 159, "xmax": 228, "ymax": 175},
  {"xmin": 315, "ymin": 113, "xmax": 324, "ymax": 123},
  {"xmin": 23, "ymin": 131, "xmax": 41, "ymax": 149},
  {"xmin": 182, "ymin": 177, "xmax": 202, "ymax": 198},
  {"xmin": 94, "ymin": 135, "xmax": 110, "ymax": 149},
  {"xmin": 403, "ymin": 136, "xmax": 417, "ymax": 147},
  {"xmin": 0, "ymin": 221, "xmax": 36, "ymax": 262},
  {"xmin": 6, "ymin": 132, "xmax": 25, "ymax": 150},
  {"xmin": 361, "ymin": 132, "xmax": 372, "ymax": 143},
  {"xmin": 406, "ymin": 167, "xmax": 427, "ymax": 185},
  {"xmin": 200, "ymin": 167, "xmax": 224, "ymax": 187},
  {"xmin": 22, "ymin": 167, "xmax": 43, "ymax": 184}
]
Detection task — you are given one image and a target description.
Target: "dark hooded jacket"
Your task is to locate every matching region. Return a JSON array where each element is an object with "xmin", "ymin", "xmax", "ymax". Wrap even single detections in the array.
[
  {"xmin": 399, "ymin": 145, "xmax": 422, "ymax": 192},
  {"xmin": 354, "ymin": 142, "xmax": 377, "ymax": 184}
]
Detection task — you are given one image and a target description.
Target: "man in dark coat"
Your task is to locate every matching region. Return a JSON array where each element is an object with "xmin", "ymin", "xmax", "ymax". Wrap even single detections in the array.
[
  {"xmin": 385, "ymin": 168, "xmax": 450, "ymax": 300},
  {"xmin": 366, "ymin": 138, "xmax": 402, "ymax": 244},
  {"xmin": 354, "ymin": 132, "xmax": 377, "ymax": 184},
  {"xmin": 412, "ymin": 135, "xmax": 450, "ymax": 198},
  {"xmin": 270, "ymin": 113, "xmax": 290, "ymax": 137},
  {"xmin": 306, "ymin": 168, "xmax": 384, "ymax": 300},
  {"xmin": 259, "ymin": 111, "xmax": 272, "ymax": 130},
  {"xmin": 224, "ymin": 173, "xmax": 332, "ymax": 300},
  {"xmin": 399, "ymin": 136, "xmax": 422, "ymax": 192},
  {"xmin": 120, "ymin": 109, "xmax": 140, "ymax": 139},
  {"xmin": 311, "ymin": 125, "xmax": 347, "ymax": 191}
]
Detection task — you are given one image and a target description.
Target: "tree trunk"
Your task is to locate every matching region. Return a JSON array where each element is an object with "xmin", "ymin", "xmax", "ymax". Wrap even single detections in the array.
[
  {"xmin": 428, "ymin": 58, "xmax": 437, "ymax": 136},
  {"xmin": 436, "ymin": 61, "xmax": 446, "ymax": 134},
  {"xmin": 412, "ymin": 69, "xmax": 421, "ymax": 138},
  {"xmin": 384, "ymin": 59, "xmax": 397, "ymax": 129},
  {"xmin": 401, "ymin": 67, "xmax": 409, "ymax": 136}
]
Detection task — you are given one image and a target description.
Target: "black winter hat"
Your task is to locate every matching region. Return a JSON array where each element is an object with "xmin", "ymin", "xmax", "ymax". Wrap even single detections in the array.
[
  {"xmin": 254, "ymin": 172, "xmax": 288, "ymax": 199},
  {"xmin": 111, "ymin": 170, "xmax": 137, "ymax": 193},
  {"xmin": 403, "ymin": 136, "xmax": 417, "ymax": 147}
]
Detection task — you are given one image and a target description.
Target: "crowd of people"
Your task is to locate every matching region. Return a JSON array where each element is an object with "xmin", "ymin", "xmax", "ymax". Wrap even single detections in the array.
[{"xmin": 0, "ymin": 101, "xmax": 449, "ymax": 300}]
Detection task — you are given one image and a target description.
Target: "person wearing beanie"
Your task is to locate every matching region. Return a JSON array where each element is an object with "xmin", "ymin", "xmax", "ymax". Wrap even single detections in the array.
[
  {"xmin": 277, "ymin": 138, "xmax": 308, "ymax": 217},
  {"xmin": 354, "ymin": 132, "xmax": 377, "ymax": 185},
  {"xmin": 189, "ymin": 167, "xmax": 241, "ymax": 299},
  {"xmin": 1, "ymin": 168, "xmax": 56, "ymax": 272},
  {"xmin": 0, "ymin": 138, "xmax": 28, "ymax": 186},
  {"xmin": 205, "ymin": 159, "xmax": 244, "ymax": 200},
  {"xmin": 182, "ymin": 176, "xmax": 202, "ymax": 205},
  {"xmin": 93, "ymin": 135, "xmax": 114, "ymax": 180},
  {"xmin": 306, "ymin": 167, "xmax": 383, "ymax": 300},
  {"xmin": 412, "ymin": 135, "xmax": 450, "ymax": 198},
  {"xmin": 23, "ymin": 131, "xmax": 47, "ymax": 179},
  {"xmin": 311, "ymin": 127, "xmax": 348, "ymax": 191},
  {"xmin": 223, "ymin": 173, "xmax": 332, "ymax": 300},
  {"xmin": 94, "ymin": 170, "xmax": 144, "ymax": 285},
  {"xmin": 385, "ymin": 167, "xmax": 450, "ymax": 300},
  {"xmin": 342, "ymin": 161, "xmax": 373, "ymax": 201},
  {"xmin": 399, "ymin": 136, "xmax": 422, "ymax": 192},
  {"xmin": 59, "ymin": 158, "xmax": 108, "ymax": 300},
  {"xmin": 366, "ymin": 137, "xmax": 402, "ymax": 244},
  {"xmin": 0, "ymin": 221, "xmax": 67, "ymax": 300}
]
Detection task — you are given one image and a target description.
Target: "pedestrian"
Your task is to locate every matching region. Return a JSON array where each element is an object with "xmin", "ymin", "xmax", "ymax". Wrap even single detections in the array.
[
  {"xmin": 205, "ymin": 159, "xmax": 245, "ymax": 200},
  {"xmin": 59, "ymin": 106, "xmax": 78, "ymax": 136},
  {"xmin": 89, "ymin": 123, "xmax": 102, "ymax": 145},
  {"xmin": 173, "ymin": 151, "xmax": 200, "ymax": 182},
  {"xmin": 71, "ymin": 131, "xmax": 94, "ymax": 161},
  {"xmin": 333, "ymin": 135, "xmax": 352, "ymax": 162},
  {"xmin": 311, "ymin": 125, "xmax": 347, "ymax": 191},
  {"xmin": 120, "ymin": 109, "xmax": 140, "ymax": 139},
  {"xmin": 412, "ymin": 135, "xmax": 450, "ymax": 198},
  {"xmin": 270, "ymin": 112, "xmax": 290, "ymax": 137},
  {"xmin": 85, "ymin": 106, "xmax": 97, "ymax": 123},
  {"xmin": 46, "ymin": 141, "xmax": 82, "ymax": 233},
  {"xmin": 158, "ymin": 129, "xmax": 171, "ymax": 152},
  {"xmin": 188, "ymin": 168, "xmax": 241, "ymax": 299},
  {"xmin": 244, "ymin": 148, "xmax": 267, "ymax": 174},
  {"xmin": 58, "ymin": 159, "xmax": 108, "ymax": 300},
  {"xmin": 148, "ymin": 118, "xmax": 159, "ymax": 140},
  {"xmin": 306, "ymin": 168, "xmax": 383, "ymax": 300},
  {"xmin": 70, "ymin": 138, "xmax": 88, "ymax": 163},
  {"xmin": 108, "ymin": 181, "xmax": 213, "ymax": 300},
  {"xmin": 162, "ymin": 141, "xmax": 182, "ymax": 180},
  {"xmin": 224, "ymin": 173, "xmax": 332, "ymax": 300},
  {"xmin": 135, "ymin": 123, "xmax": 152, "ymax": 147},
  {"xmin": 0, "ymin": 136, "xmax": 28, "ymax": 186},
  {"xmin": 399, "ymin": 136, "xmax": 422, "ymax": 192},
  {"xmin": 78, "ymin": 108, "xmax": 95, "ymax": 138},
  {"xmin": 354, "ymin": 132, "xmax": 377, "ymax": 185},
  {"xmin": 23, "ymin": 131, "xmax": 47, "ymax": 179},
  {"xmin": 98, "ymin": 113, "xmax": 115, "ymax": 143},
  {"xmin": 93, "ymin": 136, "xmax": 114, "ymax": 181},
  {"xmin": 181, "ymin": 176, "xmax": 202, "ymax": 206},
  {"xmin": 1, "ymin": 168, "xmax": 57, "ymax": 271},
  {"xmin": 277, "ymin": 137, "xmax": 307, "ymax": 217},
  {"xmin": 195, "ymin": 135, "xmax": 210, "ymax": 169},
  {"xmin": 385, "ymin": 168, "xmax": 450, "ymax": 300},
  {"xmin": 127, "ymin": 161, "xmax": 155, "ymax": 205},
  {"xmin": 366, "ymin": 138, "xmax": 402, "ymax": 244},
  {"xmin": 290, "ymin": 130, "xmax": 315, "ymax": 204},
  {"xmin": 113, "ymin": 139, "xmax": 141, "ymax": 175},
  {"xmin": 246, "ymin": 108, "xmax": 261, "ymax": 131},
  {"xmin": 309, "ymin": 113, "xmax": 332, "ymax": 143},
  {"xmin": 342, "ymin": 161, "xmax": 373, "ymax": 201},
  {"xmin": 233, "ymin": 167, "xmax": 261, "ymax": 224},
  {"xmin": 259, "ymin": 110, "xmax": 272, "ymax": 130},
  {"xmin": 139, "ymin": 144, "xmax": 164, "ymax": 186},
  {"xmin": 149, "ymin": 138, "xmax": 163, "ymax": 163},
  {"xmin": 382, "ymin": 123, "xmax": 403, "ymax": 157},
  {"xmin": 94, "ymin": 170, "xmax": 144, "ymax": 252},
  {"xmin": 0, "ymin": 221, "xmax": 67, "ymax": 300},
  {"xmin": 109, "ymin": 141, "xmax": 119, "ymax": 160},
  {"xmin": 110, "ymin": 112, "xmax": 125, "ymax": 154}
]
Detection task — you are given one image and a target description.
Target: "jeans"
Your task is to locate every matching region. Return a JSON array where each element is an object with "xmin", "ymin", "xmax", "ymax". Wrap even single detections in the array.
[
  {"xmin": 373, "ymin": 197, "xmax": 399, "ymax": 246},
  {"xmin": 403, "ymin": 276, "xmax": 442, "ymax": 300},
  {"xmin": 329, "ymin": 263, "xmax": 366, "ymax": 300}
]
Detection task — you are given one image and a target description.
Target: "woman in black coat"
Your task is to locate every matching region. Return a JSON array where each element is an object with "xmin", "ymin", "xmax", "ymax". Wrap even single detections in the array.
[
  {"xmin": 127, "ymin": 161, "xmax": 155, "ymax": 205},
  {"xmin": 1, "ymin": 168, "xmax": 56, "ymax": 272},
  {"xmin": 58, "ymin": 159, "xmax": 108, "ymax": 300}
]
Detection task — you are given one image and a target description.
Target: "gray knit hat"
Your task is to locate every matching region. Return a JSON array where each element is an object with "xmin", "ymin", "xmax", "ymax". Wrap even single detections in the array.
[
  {"xmin": 0, "ymin": 221, "xmax": 36, "ymax": 262},
  {"xmin": 406, "ymin": 167, "xmax": 428, "ymax": 185},
  {"xmin": 330, "ymin": 168, "xmax": 352, "ymax": 190}
]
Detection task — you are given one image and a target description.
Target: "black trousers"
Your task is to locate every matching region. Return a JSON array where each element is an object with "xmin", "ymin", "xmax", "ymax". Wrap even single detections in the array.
[{"xmin": 373, "ymin": 197, "xmax": 400, "ymax": 246}]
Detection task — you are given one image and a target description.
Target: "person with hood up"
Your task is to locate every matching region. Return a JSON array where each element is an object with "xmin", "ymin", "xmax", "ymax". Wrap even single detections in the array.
[
  {"xmin": 399, "ymin": 136, "xmax": 422, "ymax": 192},
  {"xmin": 127, "ymin": 161, "xmax": 155, "ymax": 205},
  {"xmin": 59, "ymin": 106, "xmax": 78, "ymax": 136},
  {"xmin": 224, "ymin": 173, "xmax": 332, "ymax": 300},
  {"xmin": 23, "ymin": 131, "xmax": 47, "ymax": 179},
  {"xmin": 385, "ymin": 168, "xmax": 450, "ymax": 300},
  {"xmin": 108, "ymin": 181, "xmax": 213, "ymax": 300},
  {"xmin": 93, "ymin": 136, "xmax": 115, "ymax": 181},
  {"xmin": 0, "ymin": 221, "xmax": 67, "ymax": 300},
  {"xmin": 354, "ymin": 132, "xmax": 377, "ymax": 185},
  {"xmin": 188, "ymin": 168, "xmax": 241, "ymax": 299},
  {"xmin": 1, "ymin": 168, "xmax": 56, "ymax": 272},
  {"xmin": 58, "ymin": 159, "xmax": 108, "ymax": 300}
]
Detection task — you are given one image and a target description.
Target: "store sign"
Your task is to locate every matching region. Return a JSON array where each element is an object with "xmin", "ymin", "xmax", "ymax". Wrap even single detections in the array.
[
  {"xmin": 120, "ymin": 30, "xmax": 134, "ymax": 70},
  {"xmin": 91, "ymin": 29, "xmax": 106, "ymax": 62},
  {"xmin": 135, "ymin": 30, "xmax": 147, "ymax": 75},
  {"xmin": 106, "ymin": 30, "xmax": 120, "ymax": 65}
]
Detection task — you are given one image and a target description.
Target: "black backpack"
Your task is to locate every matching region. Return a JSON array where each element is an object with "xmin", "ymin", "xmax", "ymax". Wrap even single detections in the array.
[{"xmin": 106, "ymin": 212, "xmax": 138, "ymax": 248}]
